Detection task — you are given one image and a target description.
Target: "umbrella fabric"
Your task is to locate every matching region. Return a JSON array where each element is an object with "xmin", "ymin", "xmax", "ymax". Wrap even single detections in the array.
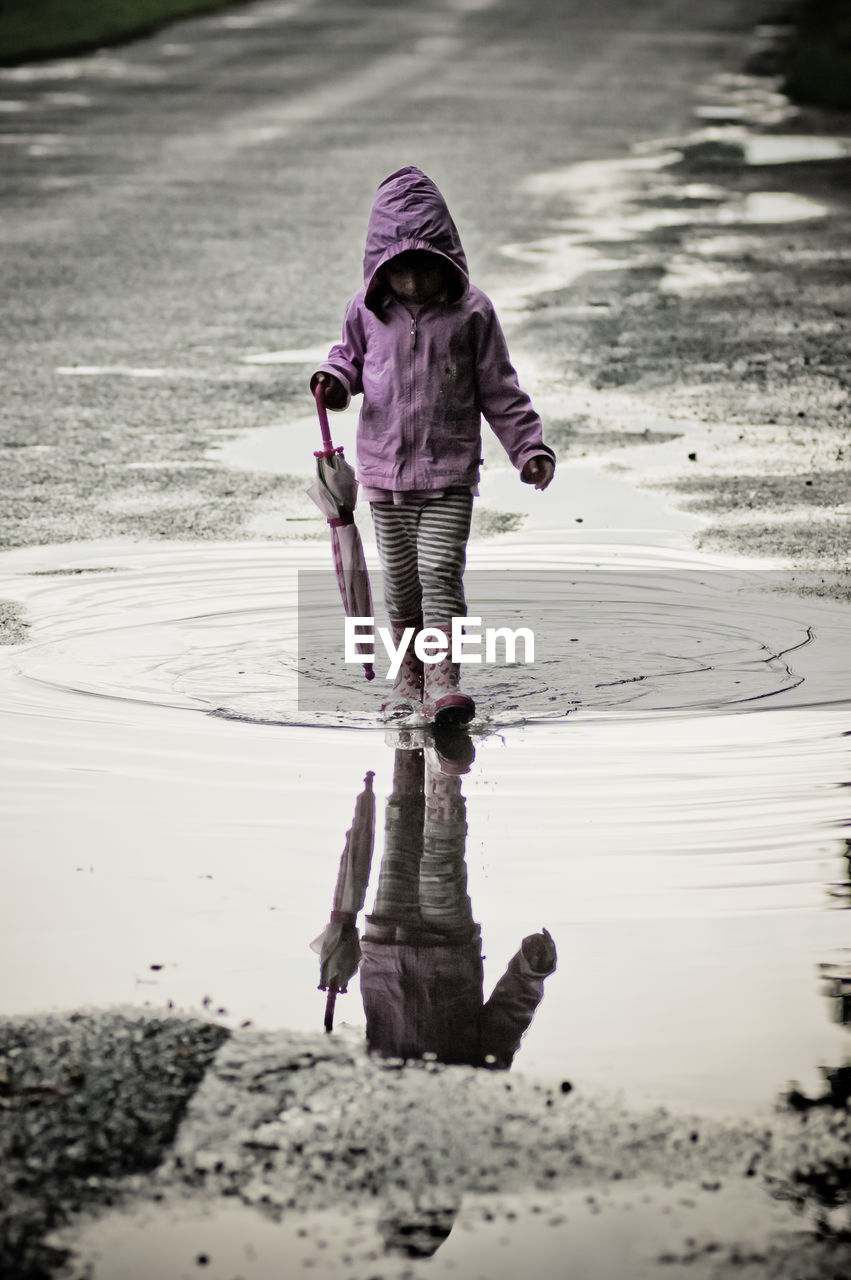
[
  {"xmin": 307, "ymin": 455, "xmax": 371, "ymax": 623},
  {"xmin": 306, "ymin": 449, "xmax": 358, "ymax": 514},
  {"xmin": 307, "ymin": 393, "xmax": 375, "ymax": 680},
  {"xmin": 331, "ymin": 522, "xmax": 373, "ymax": 627},
  {"xmin": 310, "ymin": 920, "xmax": 362, "ymax": 993},
  {"xmin": 310, "ymin": 770, "xmax": 376, "ymax": 998}
]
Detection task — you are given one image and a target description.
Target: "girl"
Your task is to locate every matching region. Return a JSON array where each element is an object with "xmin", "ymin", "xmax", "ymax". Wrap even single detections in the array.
[
  {"xmin": 360, "ymin": 743, "xmax": 557, "ymax": 1068},
  {"xmin": 311, "ymin": 166, "xmax": 554, "ymax": 725}
]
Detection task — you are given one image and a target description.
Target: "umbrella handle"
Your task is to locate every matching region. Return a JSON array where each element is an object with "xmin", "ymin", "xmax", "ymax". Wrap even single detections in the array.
[
  {"xmin": 313, "ymin": 382, "xmax": 339, "ymax": 456},
  {"xmin": 324, "ymin": 988, "xmax": 337, "ymax": 1034}
]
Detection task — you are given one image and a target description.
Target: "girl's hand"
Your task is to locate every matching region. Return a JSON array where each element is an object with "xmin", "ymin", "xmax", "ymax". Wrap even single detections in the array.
[
  {"xmin": 313, "ymin": 371, "xmax": 347, "ymax": 410},
  {"xmin": 521, "ymin": 455, "xmax": 554, "ymax": 490},
  {"xmin": 521, "ymin": 927, "xmax": 557, "ymax": 972}
]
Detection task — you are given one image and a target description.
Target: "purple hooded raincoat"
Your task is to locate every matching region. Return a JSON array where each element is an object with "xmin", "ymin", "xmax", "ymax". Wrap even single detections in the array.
[
  {"xmin": 312, "ymin": 167, "xmax": 555, "ymax": 492},
  {"xmin": 359, "ymin": 935, "xmax": 555, "ymax": 1069}
]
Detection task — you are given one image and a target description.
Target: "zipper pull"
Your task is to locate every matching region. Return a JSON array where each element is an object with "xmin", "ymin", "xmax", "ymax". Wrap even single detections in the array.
[{"xmin": 410, "ymin": 315, "xmax": 417, "ymax": 348}]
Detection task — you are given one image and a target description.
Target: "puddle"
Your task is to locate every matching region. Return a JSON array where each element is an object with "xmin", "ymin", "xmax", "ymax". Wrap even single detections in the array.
[
  {"xmin": 4, "ymin": 532, "xmax": 838, "ymax": 727},
  {"xmin": 0, "ymin": 516, "xmax": 849, "ymax": 1117},
  {"xmin": 49, "ymin": 1181, "xmax": 818, "ymax": 1280},
  {"xmin": 719, "ymin": 190, "xmax": 827, "ymax": 223},
  {"xmin": 6, "ymin": 550, "xmax": 836, "ymax": 728},
  {"xmin": 56, "ymin": 364, "xmax": 170, "ymax": 378},
  {"xmin": 212, "ymin": 403, "xmax": 358, "ymax": 477},
  {"xmin": 507, "ymin": 79, "xmax": 839, "ymax": 315},
  {"xmin": 217, "ymin": 14, "xmax": 280, "ymax": 28},
  {"xmin": 211, "ymin": 402, "xmax": 702, "ymax": 539},
  {"xmin": 651, "ymin": 124, "xmax": 851, "ymax": 172},
  {"xmin": 660, "ymin": 259, "xmax": 751, "ymax": 294},
  {"xmin": 521, "ymin": 152, "xmax": 678, "ymax": 200},
  {"xmin": 55, "ymin": 364, "xmax": 261, "ymax": 381},
  {"xmin": 0, "ymin": 57, "xmax": 163, "ymax": 83},
  {"xmin": 42, "ymin": 90, "xmax": 93, "ymax": 108},
  {"xmin": 693, "ymin": 72, "xmax": 797, "ymax": 128},
  {"xmin": 501, "ymin": 138, "xmax": 829, "ymax": 315},
  {"xmin": 0, "ymin": 63, "xmax": 89, "ymax": 83},
  {"xmin": 210, "ymin": 0, "xmax": 300, "ymax": 26},
  {"xmin": 0, "ymin": 132, "xmax": 66, "ymax": 147},
  {"xmin": 741, "ymin": 134, "xmax": 851, "ymax": 165},
  {"xmin": 0, "ymin": 56, "xmax": 165, "ymax": 85},
  {"xmin": 449, "ymin": 0, "xmax": 500, "ymax": 11},
  {"xmin": 241, "ymin": 346, "xmax": 336, "ymax": 365},
  {"xmin": 695, "ymin": 104, "xmax": 765, "ymax": 121}
]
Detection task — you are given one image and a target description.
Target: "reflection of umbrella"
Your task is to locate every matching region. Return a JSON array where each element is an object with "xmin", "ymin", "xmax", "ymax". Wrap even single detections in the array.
[
  {"xmin": 310, "ymin": 770, "xmax": 376, "ymax": 1031},
  {"xmin": 307, "ymin": 384, "xmax": 375, "ymax": 681}
]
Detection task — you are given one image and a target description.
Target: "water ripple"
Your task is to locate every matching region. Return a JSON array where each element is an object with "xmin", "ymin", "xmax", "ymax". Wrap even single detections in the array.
[{"xmin": 2, "ymin": 543, "xmax": 847, "ymax": 730}]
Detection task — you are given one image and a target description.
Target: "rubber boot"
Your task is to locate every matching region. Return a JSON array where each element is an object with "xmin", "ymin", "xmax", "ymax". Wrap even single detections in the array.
[
  {"xmin": 381, "ymin": 615, "xmax": 424, "ymax": 723},
  {"xmin": 427, "ymin": 724, "xmax": 476, "ymax": 776},
  {"xmin": 422, "ymin": 623, "xmax": 475, "ymax": 726}
]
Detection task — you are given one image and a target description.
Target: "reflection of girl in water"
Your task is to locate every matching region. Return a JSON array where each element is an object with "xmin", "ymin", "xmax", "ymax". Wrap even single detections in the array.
[
  {"xmin": 360, "ymin": 743, "xmax": 556, "ymax": 1068},
  {"xmin": 310, "ymin": 742, "xmax": 556, "ymax": 1262}
]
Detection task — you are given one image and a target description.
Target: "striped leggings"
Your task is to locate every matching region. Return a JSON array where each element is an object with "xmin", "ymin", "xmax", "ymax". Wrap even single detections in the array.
[
  {"xmin": 370, "ymin": 490, "xmax": 473, "ymax": 625},
  {"xmin": 365, "ymin": 748, "xmax": 477, "ymax": 945}
]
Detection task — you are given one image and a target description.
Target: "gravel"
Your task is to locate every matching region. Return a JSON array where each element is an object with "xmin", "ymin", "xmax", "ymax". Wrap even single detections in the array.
[
  {"xmin": 3, "ymin": 1014, "xmax": 851, "ymax": 1278},
  {"xmin": 0, "ymin": 1010, "xmax": 228, "ymax": 1278}
]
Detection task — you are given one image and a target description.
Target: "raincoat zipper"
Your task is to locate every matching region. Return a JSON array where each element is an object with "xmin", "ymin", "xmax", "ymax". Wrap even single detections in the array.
[{"xmin": 408, "ymin": 311, "xmax": 418, "ymax": 482}]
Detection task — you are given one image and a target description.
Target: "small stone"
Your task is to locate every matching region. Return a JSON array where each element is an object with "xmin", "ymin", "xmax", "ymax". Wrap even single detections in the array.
[{"xmin": 687, "ymin": 452, "xmax": 697, "ymax": 461}]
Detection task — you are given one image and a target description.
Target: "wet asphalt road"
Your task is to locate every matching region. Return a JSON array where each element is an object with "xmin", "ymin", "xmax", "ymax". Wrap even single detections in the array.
[{"xmin": 1, "ymin": 0, "xmax": 810, "ymax": 559}]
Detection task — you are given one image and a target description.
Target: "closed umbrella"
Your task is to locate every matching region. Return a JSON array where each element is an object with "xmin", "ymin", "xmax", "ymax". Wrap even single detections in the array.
[
  {"xmin": 307, "ymin": 384, "xmax": 375, "ymax": 680},
  {"xmin": 310, "ymin": 770, "xmax": 376, "ymax": 1031}
]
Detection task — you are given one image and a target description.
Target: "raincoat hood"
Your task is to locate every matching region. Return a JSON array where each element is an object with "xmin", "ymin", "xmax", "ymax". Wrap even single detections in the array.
[{"xmin": 363, "ymin": 167, "xmax": 469, "ymax": 313}]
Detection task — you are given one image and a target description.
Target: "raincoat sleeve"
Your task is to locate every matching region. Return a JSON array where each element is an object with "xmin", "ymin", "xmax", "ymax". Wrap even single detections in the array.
[
  {"xmin": 473, "ymin": 300, "xmax": 556, "ymax": 474},
  {"xmin": 310, "ymin": 295, "xmax": 366, "ymax": 410},
  {"xmin": 479, "ymin": 940, "xmax": 556, "ymax": 1069}
]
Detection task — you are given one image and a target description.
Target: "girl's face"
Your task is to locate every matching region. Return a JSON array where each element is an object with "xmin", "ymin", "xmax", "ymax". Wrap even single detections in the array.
[{"xmin": 384, "ymin": 250, "xmax": 448, "ymax": 305}]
